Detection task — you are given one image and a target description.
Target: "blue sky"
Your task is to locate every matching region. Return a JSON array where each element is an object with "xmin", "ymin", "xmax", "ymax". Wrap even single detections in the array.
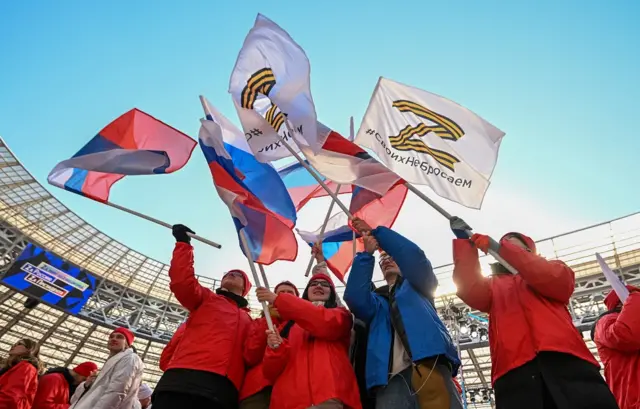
[{"xmin": 1, "ymin": 1, "xmax": 639, "ymax": 287}]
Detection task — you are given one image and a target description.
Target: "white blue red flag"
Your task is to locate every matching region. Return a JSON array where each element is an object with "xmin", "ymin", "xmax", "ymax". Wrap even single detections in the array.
[
  {"xmin": 198, "ymin": 99, "xmax": 298, "ymax": 265},
  {"xmin": 297, "ymin": 182, "xmax": 408, "ymax": 282},
  {"xmin": 48, "ymin": 109, "xmax": 196, "ymax": 202}
]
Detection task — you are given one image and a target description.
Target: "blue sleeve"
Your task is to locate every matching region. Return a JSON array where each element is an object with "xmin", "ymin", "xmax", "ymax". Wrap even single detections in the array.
[
  {"xmin": 344, "ymin": 252, "xmax": 379, "ymax": 324},
  {"xmin": 372, "ymin": 226, "xmax": 437, "ymax": 297}
]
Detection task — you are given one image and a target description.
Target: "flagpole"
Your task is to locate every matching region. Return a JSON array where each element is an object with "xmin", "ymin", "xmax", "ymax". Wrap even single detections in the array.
[
  {"xmin": 304, "ymin": 184, "xmax": 342, "ymax": 277},
  {"xmin": 281, "ymin": 123, "xmax": 353, "ymax": 219},
  {"xmin": 403, "ymin": 183, "xmax": 518, "ymax": 275},
  {"xmin": 258, "ymin": 264, "xmax": 270, "ymax": 290},
  {"xmin": 103, "ymin": 201, "xmax": 222, "ymax": 249},
  {"xmin": 239, "ymin": 230, "xmax": 274, "ymax": 331},
  {"xmin": 199, "ymin": 95, "xmax": 273, "ymax": 330}
]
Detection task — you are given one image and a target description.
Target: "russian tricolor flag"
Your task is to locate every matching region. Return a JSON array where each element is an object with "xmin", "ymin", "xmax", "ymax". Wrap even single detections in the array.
[
  {"xmin": 278, "ymin": 160, "xmax": 352, "ymax": 211},
  {"xmin": 48, "ymin": 109, "xmax": 197, "ymax": 202},
  {"xmin": 198, "ymin": 99, "xmax": 298, "ymax": 265},
  {"xmin": 297, "ymin": 182, "xmax": 408, "ymax": 282}
]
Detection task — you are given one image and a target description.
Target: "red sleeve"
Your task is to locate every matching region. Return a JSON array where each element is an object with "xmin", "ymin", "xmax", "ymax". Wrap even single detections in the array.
[
  {"xmin": 452, "ymin": 239, "xmax": 492, "ymax": 312},
  {"xmin": 274, "ymin": 294, "xmax": 352, "ymax": 341},
  {"xmin": 244, "ymin": 317, "xmax": 269, "ymax": 367},
  {"xmin": 595, "ymin": 292, "xmax": 640, "ymax": 352},
  {"xmin": 169, "ymin": 243, "xmax": 206, "ymax": 311},
  {"xmin": 33, "ymin": 373, "xmax": 68, "ymax": 409},
  {"xmin": 0, "ymin": 362, "xmax": 38, "ymax": 409},
  {"xmin": 499, "ymin": 241, "xmax": 574, "ymax": 303},
  {"xmin": 160, "ymin": 322, "xmax": 186, "ymax": 371},
  {"xmin": 262, "ymin": 340, "xmax": 290, "ymax": 383}
]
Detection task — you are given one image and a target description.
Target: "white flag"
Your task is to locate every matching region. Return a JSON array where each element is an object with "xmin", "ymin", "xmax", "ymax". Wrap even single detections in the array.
[
  {"xmin": 229, "ymin": 14, "xmax": 321, "ymax": 161},
  {"xmin": 355, "ymin": 77, "xmax": 505, "ymax": 209},
  {"xmin": 596, "ymin": 253, "xmax": 629, "ymax": 303}
]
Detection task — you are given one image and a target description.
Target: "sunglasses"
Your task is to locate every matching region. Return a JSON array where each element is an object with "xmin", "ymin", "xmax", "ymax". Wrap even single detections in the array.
[{"xmin": 309, "ymin": 280, "xmax": 331, "ymax": 288}]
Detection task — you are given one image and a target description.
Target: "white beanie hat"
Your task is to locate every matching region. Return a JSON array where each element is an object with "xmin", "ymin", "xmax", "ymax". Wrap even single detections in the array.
[{"xmin": 138, "ymin": 383, "xmax": 153, "ymax": 400}]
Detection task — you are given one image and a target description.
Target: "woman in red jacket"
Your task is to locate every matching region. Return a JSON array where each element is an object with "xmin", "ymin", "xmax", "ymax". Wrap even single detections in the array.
[
  {"xmin": 592, "ymin": 285, "xmax": 640, "ymax": 409},
  {"xmin": 257, "ymin": 272, "xmax": 361, "ymax": 409},
  {"xmin": 159, "ymin": 320, "xmax": 187, "ymax": 372},
  {"xmin": 0, "ymin": 337, "xmax": 43, "ymax": 409},
  {"xmin": 450, "ymin": 218, "xmax": 619, "ymax": 409},
  {"xmin": 32, "ymin": 361, "xmax": 98, "ymax": 409},
  {"xmin": 240, "ymin": 281, "xmax": 299, "ymax": 409},
  {"xmin": 153, "ymin": 224, "xmax": 254, "ymax": 409}
]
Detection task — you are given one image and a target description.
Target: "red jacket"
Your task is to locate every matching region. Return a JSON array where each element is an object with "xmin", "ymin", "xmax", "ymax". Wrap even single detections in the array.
[
  {"xmin": 0, "ymin": 360, "xmax": 38, "ymax": 409},
  {"xmin": 240, "ymin": 316, "xmax": 287, "ymax": 401},
  {"xmin": 594, "ymin": 287, "xmax": 640, "ymax": 409},
  {"xmin": 159, "ymin": 321, "xmax": 187, "ymax": 372},
  {"xmin": 453, "ymin": 235, "xmax": 598, "ymax": 384},
  {"xmin": 166, "ymin": 243, "xmax": 253, "ymax": 390},
  {"xmin": 32, "ymin": 372, "xmax": 71, "ymax": 409},
  {"xmin": 263, "ymin": 294, "xmax": 361, "ymax": 409}
]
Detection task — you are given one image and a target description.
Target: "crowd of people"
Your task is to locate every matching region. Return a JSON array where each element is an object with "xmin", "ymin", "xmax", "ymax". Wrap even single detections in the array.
[{"xmin": 0, "ymin": 218, "xmax": 638, "ymax": 409}]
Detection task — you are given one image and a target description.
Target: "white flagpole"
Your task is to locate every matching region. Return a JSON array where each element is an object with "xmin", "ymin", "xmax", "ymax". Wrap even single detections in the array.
[
  {"xmin": 403, "ymin": 183, "xmax": 518, "ymax": 275},
  {"xmin": 199, "ymin": 95, "xmax": 273, "ymax": 330},
  {"xmin": 258, "ymin": 264, "xmax": 270, "ymax": 290},
  {"xmin": 304, "ymin": 184, "xmax": 342, "ymax": 277},
  {"xmin": 103, "ymin": 201, "xmax": 222, "ymax": 249}
]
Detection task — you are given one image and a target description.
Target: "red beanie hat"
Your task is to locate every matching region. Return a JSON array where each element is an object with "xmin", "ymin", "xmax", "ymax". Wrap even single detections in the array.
[
  {"xmin": 224, "ymin": 269, "xmax": 252, "ymax": 297},
  {"xmin": 112, "ymin": 327, "xmax": 134, "ymax": 346},
  {"xmin": 73, "ymin": 362, "xmax": 98, "ymax": 377},
  {"xmin": 274, "ymin": 280, "xmax": 300, "ymax": 297}
]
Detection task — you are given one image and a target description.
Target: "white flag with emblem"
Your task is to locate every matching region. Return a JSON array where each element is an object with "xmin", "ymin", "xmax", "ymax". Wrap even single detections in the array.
[
  {"xmin": 355, "ymin": 77, "xmax": 505, "ymax": 209},
  {"xmin": 229, "ymin": 14, "xmax": 322, "ymax": 162}
]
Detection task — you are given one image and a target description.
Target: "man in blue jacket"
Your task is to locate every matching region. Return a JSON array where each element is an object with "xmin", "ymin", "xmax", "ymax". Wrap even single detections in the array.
[{"xmin": 344, "ymin": 218, "xmax": 463, "ymax": 409}]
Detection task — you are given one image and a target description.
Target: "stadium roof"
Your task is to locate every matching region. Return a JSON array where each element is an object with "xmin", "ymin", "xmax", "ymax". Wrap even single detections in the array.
[{"xmin": 1, "ymin": 136, "xmax": 639, "ymax": 407}]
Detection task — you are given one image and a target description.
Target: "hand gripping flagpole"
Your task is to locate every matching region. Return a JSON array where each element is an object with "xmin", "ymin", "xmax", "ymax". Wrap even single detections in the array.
[
  {"xmin": 199, "ymin": 95, "xmax": 273, "ymax": 331},
  {"xmin": 102, "ymin": 201, "xmax": 222, "ymax": 249},
  {"xmin": 404, "ymin": 183, "xmax": 518, "ymax": 275},
  {"xmin": 304, "ymin": 183, "xmax": 342, "ymax": 277}
]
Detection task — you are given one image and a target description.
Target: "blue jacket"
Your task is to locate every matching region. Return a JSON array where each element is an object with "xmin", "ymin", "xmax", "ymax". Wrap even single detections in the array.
[{"xmin": 343, "ymin": 226, "xmax": 460, "ymax": 390}]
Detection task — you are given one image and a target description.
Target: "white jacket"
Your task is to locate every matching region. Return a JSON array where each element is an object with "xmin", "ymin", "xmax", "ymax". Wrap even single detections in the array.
[{"xmin": 70, "ymin": 348, "xmax": 144, "ymax": 409}]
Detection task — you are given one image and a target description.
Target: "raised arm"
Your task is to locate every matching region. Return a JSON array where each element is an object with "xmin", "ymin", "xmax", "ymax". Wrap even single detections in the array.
[
  {"xmin": 344, "ymin": 251, "xmax": 380, "ymax": 324},
  {"xmin": 274, "ymin": 294, "xmax": 353, "ymax": 341},
  {"xmin": 453, "ymin": 239, "xmax": 492, "ymax": 313},
  {"xmin": 372, "ymin": 226, "xmax": 437, "ymax": 297},
  {"xmin": 499, "ymin": 240, "xmax": 574, "ymax": 303},
  {"xmin": 595, "ymin": 292, "xmax": 640, "ymax": 352},
  {"xmin": 169, "ymin": 243, "xmax": 206, "ymax": 311}
]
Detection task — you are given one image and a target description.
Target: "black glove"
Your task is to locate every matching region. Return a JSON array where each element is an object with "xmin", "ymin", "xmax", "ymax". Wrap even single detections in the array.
[
  {"xmin": 450, "ymin": 217, "xmax": 472, "ymax": 240},
  {"xmin": 172, "ymin": 224, "xmax": 195, "ymax": 244}
]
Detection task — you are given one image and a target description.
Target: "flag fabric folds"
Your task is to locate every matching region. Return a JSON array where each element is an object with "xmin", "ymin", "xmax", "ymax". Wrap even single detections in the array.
[
  {"xmin": 299, "ymin": 123, "xmax": 401, "ymax": 196},
  {"xmin": 229, "ymin": 14, "xmax": 322, "ymax": 162},
  {"xmin": 297, "ymin": 182, "xmax": 408, "ymax": 282},
  {"xmin": 355, "ymin": 77, "xmax": 506, "ymax": 209},
  {"xmin": 198, "ymin": 100, "xmax": 298, "ymax": 265},
  {"xmin": 277, "ymin": 160, "xmax": 352, "ymax": 211},
  {"xmin": 47, "ymin": 109, "xmax": 196, "ymax": 202}
]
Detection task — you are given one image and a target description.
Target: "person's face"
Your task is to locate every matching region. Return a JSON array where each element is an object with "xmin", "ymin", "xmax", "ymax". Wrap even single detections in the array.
[
  {"xmin": 307, "ymin": 279, "xmax": 331, "ymax": 302},
  {"xmin": 221, "ymin": 271, "xmax": 245, "ymax": 295},
  {"xmin": 8, "ymin": 340, "xmax": 29, "ymax": 357},
  {"xmin": 107, "ymin": 332, "xmax": 128, "ymax": 353},
  {"xmin": 505, "ymin": 236, "xmax": 531, "ymax": 252},
  {"xmin": 276, "ymin": 284, "xmax": 297, "ymax": 296},
  {"xmin": 379, "ymin": 254, "xmax": 400, "ymax": 279}
]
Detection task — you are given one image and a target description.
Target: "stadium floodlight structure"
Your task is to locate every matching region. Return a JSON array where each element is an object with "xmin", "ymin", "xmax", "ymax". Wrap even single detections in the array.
[{"xmin": 1, "ymin": 136, "xmax": 639, "ymax": 406}]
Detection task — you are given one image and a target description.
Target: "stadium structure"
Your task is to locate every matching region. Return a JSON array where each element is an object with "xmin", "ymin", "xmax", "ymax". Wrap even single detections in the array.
[{"xmin": 0, "ymin": 136, "xmax": 639, "ymax": 408}]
